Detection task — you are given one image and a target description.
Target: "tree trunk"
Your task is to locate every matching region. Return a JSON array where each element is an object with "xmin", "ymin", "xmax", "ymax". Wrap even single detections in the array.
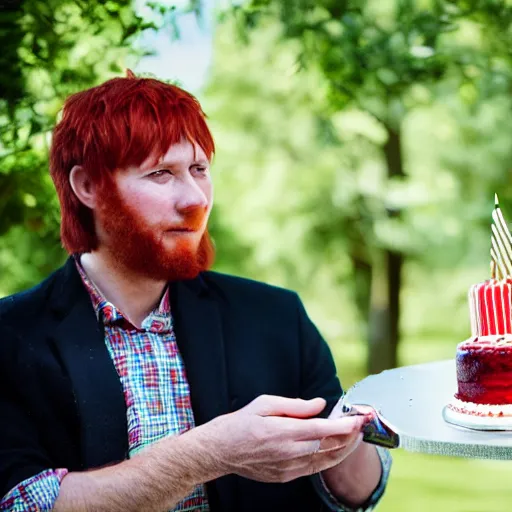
[
  {"xmin": 367, "ymin": 125, "xmax": 404, "ymax": 374},
  {"xmin": 349, "ymin": 253, "xmax": 373, "ymax": 342}
]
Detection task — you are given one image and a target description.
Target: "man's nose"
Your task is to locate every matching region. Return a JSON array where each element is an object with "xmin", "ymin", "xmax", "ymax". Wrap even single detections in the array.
[{"xmin": 175, "ymin": 176, "xmax": 209, "ymax": 213}]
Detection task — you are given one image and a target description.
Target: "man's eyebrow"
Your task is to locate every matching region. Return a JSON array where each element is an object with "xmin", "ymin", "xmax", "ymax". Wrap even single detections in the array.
[{"xmin": 154, "ymin": 159, "xmax": 210, "ymax": 168}]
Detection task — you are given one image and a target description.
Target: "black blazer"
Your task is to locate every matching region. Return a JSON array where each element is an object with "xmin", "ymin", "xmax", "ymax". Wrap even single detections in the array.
[{"xmin": 0, "ymin": 258, "xmax": 344, "ymax": 511}]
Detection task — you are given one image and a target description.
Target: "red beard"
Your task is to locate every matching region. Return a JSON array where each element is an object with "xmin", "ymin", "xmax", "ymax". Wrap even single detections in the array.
[{"xmin": 95, "ymin": 181, "xmax": 215, "ymax": 281}]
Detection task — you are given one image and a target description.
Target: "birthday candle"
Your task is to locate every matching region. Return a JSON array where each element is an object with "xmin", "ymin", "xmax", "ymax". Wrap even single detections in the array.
[{"xmin": 491, "ymin": 194, "xmax": 512, "ymax": 280}]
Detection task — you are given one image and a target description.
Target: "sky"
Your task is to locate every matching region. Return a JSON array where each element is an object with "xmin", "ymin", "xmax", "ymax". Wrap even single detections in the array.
[{"xmin": 133, "ymin": 0, "xmax": 215, "ymax": 92}]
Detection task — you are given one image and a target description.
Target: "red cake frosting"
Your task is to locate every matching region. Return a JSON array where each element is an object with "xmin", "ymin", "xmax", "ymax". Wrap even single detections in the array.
[{"xmin": 455, "ymin": 336, "xmax": 512, "ymax": 406}]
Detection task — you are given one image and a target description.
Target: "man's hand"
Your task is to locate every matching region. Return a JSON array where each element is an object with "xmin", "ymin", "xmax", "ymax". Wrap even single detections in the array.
[
  {"xmin": 202, "ymin": 394, "xmax": 368, "ymax": 483},
  {"xmin": 320, "ymin": 398, "xmax": 383, "ymax": 507}
]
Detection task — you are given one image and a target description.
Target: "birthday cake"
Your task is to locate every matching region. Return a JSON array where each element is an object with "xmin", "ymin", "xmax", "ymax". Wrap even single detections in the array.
[{"xmin": 445, "ymin": 196, "xmax": 512, "ymax": 430}]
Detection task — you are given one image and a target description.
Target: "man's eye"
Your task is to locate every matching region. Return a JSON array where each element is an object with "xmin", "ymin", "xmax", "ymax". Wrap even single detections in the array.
[
  {"xmin": 150, "ymin": 169, "xmax": 171, "ymax": 178},
  {"xmin": 194, "ymin": 167, "xmax": 208, "ymax": 173}
]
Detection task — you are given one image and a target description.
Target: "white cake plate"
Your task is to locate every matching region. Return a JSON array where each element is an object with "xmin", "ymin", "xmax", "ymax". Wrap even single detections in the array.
[{"xmin": 343, "ymin": 359, "xmax": 512, "ymax": 460}]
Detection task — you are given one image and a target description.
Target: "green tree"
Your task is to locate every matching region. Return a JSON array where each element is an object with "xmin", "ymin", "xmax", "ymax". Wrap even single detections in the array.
[
  {"xmin": 0, "ymin": 0, "xmax": 159, "ymax": 293},
  {"xmin": 226, "ymin": 0, "xmax": 512, "ymax": 372}
]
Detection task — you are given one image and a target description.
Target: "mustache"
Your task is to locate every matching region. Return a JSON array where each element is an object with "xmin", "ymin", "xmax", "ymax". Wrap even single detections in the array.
[{"xmin": 166, "ymin": 210, "xmax": 207, "ymax": 232}]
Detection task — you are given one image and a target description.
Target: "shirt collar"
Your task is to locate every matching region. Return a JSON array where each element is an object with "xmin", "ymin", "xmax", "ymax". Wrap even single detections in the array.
[{"xmin": 74, "ymin": 255, "xmax": 172, "ymax": 333}]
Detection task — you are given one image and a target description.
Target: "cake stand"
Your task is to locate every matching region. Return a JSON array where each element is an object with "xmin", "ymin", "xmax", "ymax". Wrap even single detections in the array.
[{"xmin": 343, "ymin": 359, "xmax": 512, "ymax": 460}]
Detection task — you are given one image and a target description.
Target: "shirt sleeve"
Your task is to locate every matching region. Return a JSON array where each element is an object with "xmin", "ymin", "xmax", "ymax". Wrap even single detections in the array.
[
  {"xmin": 312, "ymin": 446, "xmax": 392, "ymax": 512},
  {"xmin": 0, "ymin": 468, "xmax": 68, "ymax": 511}
]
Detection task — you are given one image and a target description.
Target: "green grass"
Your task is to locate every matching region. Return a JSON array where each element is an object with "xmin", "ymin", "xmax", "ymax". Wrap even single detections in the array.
[
  {"xmin": 330, "ymin": 335, "xmax": 512, "ymax": 512},
  {"xmin": 381, "ymin": 452, "xmax": 512, "ymax": 512}
]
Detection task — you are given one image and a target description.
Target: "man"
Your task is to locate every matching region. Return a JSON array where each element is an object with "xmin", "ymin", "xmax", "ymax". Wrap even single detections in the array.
[{"xmin": 0, "ymin": 72, "xmax": 391, "ymax": 511}]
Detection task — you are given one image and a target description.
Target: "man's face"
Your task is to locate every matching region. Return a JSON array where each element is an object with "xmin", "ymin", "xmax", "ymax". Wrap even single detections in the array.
[{"xmin": 95, "ymin": 139, "xmax": 214, "ymax": 281}]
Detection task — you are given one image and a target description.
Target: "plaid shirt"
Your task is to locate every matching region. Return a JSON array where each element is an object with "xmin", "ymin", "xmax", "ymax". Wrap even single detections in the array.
[
  {"xmin": 0, "ymin": 262, "xmax": 391, "ymax": 512},
  {"xmin": 1, "ymin": 261, "xmax": 209, "ymax": 512}
]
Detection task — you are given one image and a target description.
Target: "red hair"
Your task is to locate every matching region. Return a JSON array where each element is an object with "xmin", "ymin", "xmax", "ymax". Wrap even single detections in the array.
[{"xmin": 50, "ymin": 74, "xmax": 215, "ymax": 254}]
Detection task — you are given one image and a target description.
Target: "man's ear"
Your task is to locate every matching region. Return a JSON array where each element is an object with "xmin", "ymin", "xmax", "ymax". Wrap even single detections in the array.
[{"xmin": 69, "ymin": 165, "xmax": 97, "ymax": 209}]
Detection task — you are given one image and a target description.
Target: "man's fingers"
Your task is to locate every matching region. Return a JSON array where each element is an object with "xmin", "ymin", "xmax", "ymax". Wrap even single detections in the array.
[
  {"xmin": 287, "ymin": 438, "xmax": 347, "ymax": 460},
  {"xmin": 318, "ymin": 431, "xmax": 363, "ymax": 453},
  {"xmin": 249, "ymin": 395, "xmax": 327, "ymax": 418},
  {"xmin": 293, "ymin": 416, "xmax": 367, "ymax": 440},
  {"xmin": 283, "ymin": 428, "xmax": 361, "ymax": 459},
  {"xmin": 286, "ymin": 435, "xmax": 363, "ymax": 480}
]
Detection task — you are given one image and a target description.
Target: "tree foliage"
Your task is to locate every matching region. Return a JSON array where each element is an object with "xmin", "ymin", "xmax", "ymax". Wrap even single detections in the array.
[
  {"xmin": 0, "ymin": 0, "xmax": 158, "ymax": 292},
  {"xmin": 3, "ymin": 1, "xmax": 512, "ymax": 375},
  {"xmin": 218, "ymin": 0, "xmax": 512, "ymax": 371}
]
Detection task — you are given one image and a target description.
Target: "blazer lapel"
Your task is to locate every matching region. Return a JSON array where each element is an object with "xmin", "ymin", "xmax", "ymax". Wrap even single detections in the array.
[
  {"xmin": 48, "ymin": 258, "xmax": 128, "ymax": 469},
  {"xmin": 170, "ymin": 278, "xmax": 236, "ymax": 512},
  {"xmin": 169, "ymin": 278, "xmax": 231, "ymax": 426}
]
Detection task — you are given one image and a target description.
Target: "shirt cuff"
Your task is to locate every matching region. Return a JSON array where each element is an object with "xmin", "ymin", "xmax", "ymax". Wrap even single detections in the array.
[
  {"xmin": 311, "ymin": 446, "xmax": 392, "ymax": 512},
  {"xmin": 0, "ymin": 468, "xmax": 68, "ymax": 511}
]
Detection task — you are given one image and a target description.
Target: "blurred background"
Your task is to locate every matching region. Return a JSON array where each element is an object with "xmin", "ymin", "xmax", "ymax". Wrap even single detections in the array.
[{"xmin": 2, "ymin": 0, "xmax": 512, "ymax": 509}]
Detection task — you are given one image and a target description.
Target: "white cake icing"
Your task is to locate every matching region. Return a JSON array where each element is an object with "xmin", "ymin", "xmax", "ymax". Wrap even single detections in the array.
[
  {"xmin": 458, "ymin": 334, "xmax": 512, "ymax": 347},
  {"xmin": 448, "ymin": 397, "xmax": 512, "ymax": 417}
]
